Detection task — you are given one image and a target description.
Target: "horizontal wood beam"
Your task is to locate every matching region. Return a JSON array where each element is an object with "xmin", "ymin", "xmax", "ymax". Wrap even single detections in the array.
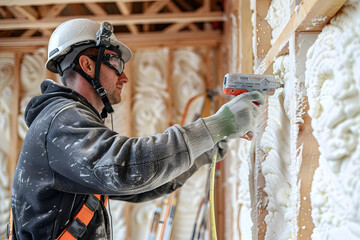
[
  {"xmin": 0, "ymin": 11, "xmax": 224, "ymax": 30},
  {"xmin": 0, "ymin": 0, "xmax": 162, "ymax": 6},
  {"xmin": 0, "ymin": 30, "xmax": 222, "ymax": 49},
  {"xmin": 255, "ymin": 0, "xmax": 346, "ymax": 74},
  {"xmin": 118, "ymin": 30, "xmax": 222, "ymax": 48}
]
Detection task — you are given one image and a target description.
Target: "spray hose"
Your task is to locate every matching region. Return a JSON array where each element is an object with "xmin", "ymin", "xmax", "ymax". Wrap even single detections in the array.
[{"xmin": 209, "ymin": 147, "xmax": 218, "ymax": 240}]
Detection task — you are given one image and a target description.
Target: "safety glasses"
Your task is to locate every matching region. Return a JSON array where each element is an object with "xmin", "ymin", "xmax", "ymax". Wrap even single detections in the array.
[{"xmin": 89, "ymin": 54, "xmax": 125, "ymax": 76}]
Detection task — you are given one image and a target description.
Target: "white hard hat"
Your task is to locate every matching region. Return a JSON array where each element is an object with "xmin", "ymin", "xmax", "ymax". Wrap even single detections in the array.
[{"xmin": 45, "ymin": 18, "xmax": 132, "ymax": 74}]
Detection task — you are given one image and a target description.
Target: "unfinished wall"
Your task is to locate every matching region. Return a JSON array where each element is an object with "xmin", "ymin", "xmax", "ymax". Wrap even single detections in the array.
[
  {"xmin": 0, "ymin": 53, "xmax": 14, "ymax": 239},
  {"xmin": 305, "ymin": 0, "xmax": 360, "ymax": 238},
  {"xmin": 224, "ymin": 0, "xmax": 359, "ymax": 239}
]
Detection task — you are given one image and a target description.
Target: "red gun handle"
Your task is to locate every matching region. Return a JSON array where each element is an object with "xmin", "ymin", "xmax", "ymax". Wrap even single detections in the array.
[{"xmin": 241, "ymin": 131, "xmax": 253, "ymax": 141}]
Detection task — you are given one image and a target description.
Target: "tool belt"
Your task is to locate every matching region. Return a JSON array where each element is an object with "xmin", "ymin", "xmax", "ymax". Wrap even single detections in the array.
[{"xmin": 7, "ymin": 194, "xmax": 108, "ymax": 240}]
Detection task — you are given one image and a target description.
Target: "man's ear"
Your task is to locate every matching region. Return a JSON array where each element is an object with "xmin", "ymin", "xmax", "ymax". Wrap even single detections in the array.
[{"xmin": 78, "ymin": 55, "xmax": 95, "ymax": 78}]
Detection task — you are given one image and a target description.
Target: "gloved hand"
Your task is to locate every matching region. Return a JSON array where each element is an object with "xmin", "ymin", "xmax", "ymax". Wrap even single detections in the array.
[{"xmin": 203, "ymin": 91, "xmax": 265, "ymax": 143}]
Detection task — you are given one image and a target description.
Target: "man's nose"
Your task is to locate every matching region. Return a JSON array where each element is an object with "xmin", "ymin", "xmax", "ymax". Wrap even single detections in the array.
[{"xmin": 120, "ymin": 72, "xmax": 129, "ymax": 83}]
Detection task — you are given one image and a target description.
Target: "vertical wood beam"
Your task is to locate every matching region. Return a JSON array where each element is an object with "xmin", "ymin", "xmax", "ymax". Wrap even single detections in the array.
[
  {"xmin": 205, "ymin": 47, "xmax": 211, "ymax": 89},
  {"xmin": 166, "ymin": 49, "xmax": 174, "ymax": 126},
  {"xmin": 251, "ymin": 2, "xmax": 272, "ymax": 236},
  {"xmin": 125, "ymin": 203, "xmax": 133, "ymax": 240},
  {"xmin": 239, "ymin": 0, "xmax": 253, "ymax": 74},
  {"xmin": 297, "ymin": 102, "xmax": 319, "ymax": 239},
  {"xmin": 143, "ymin": 2, "xmax": 150, "ymax": 32},
  {"xmin": 9, "ymin": 53, "xmax": 21, "ymax": 191},
  {"xmin": 203, "ymin": 0, "xmax": 212, "ymax": 31},
  {"xmin": 223, "ymin": 0, "xmax": 238, "ymax": 73},
  {"xmin": 254, "ymin": 0, "xmax": 272, "ymax": 70},
  {"xmin": 252, "ymin": 106, "xmax": 268, "ymax": 240},
  {"xmin": 290, "ymin": 32, "xmax": 320, "ymax": 239},
  {"xmin": 124, "ymin": 58, "xmax": 133, "ymax": 137}
]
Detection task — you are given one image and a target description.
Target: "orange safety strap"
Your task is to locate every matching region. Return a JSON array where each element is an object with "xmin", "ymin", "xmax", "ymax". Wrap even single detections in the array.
[
  {"xmin": 104, "ymin": 195, "xmax": 108, "ymax": 208},
  {"xmin": 57, "ymin": 194, "xmax": 108, "ymax": 240},
  {"xmin": 7, "ymin": 208, "xmax": 13, "ymax": 240}
]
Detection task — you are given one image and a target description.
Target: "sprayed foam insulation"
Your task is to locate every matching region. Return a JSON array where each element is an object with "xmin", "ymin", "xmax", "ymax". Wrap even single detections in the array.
[{"xmin": 225, "ymin": 0, "xmax": 360, "ymax": 239}]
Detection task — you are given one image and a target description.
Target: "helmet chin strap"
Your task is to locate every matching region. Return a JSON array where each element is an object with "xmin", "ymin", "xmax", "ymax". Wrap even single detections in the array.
[
  {"xmin": 70, "ymin": 46, "xmax": 114, "ymax": 119},
  {"xmin": 94, "ymin": 45, "xmax": 114, "ymax": 118}
]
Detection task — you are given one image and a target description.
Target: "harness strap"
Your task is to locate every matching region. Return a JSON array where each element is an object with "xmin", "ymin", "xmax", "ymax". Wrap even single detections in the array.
[
  {"xmin": 57, "ymin": 194, "xmax": 108, "ymax": 240},
  {"xmin": 7, "ymin": 208, "xmax": 13, "ymax": 240}
]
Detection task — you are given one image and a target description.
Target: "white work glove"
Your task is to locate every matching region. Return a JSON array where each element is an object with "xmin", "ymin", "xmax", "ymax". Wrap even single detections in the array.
[{"xmin": 203, "ymin": 91, "xmax": 265, "ymax": 143}]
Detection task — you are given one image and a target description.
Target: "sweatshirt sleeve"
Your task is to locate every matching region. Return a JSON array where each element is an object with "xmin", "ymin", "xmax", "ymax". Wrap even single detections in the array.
[
  {"xmin": 109, "ymin": 146, "xmax": 215, "ymax": 202},
  {"xmin": 46, "ymin": 103, "xmax": 214, "ymax": 196}
]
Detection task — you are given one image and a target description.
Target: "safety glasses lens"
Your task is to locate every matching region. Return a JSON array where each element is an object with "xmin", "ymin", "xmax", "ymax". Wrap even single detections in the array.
[{"xmin": 108, "ymin": 55, "xmax": 124, "ymax": 74}]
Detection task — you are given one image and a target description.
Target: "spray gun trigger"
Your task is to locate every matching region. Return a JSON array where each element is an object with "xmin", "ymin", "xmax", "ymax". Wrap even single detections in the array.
[{"xmin": 241, "ymin": 131, "xmax": 253, "ymax": 141}]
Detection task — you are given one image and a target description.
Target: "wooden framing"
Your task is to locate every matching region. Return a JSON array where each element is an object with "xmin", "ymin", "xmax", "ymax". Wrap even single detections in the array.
[
  {"xmin": 8, "ymin": 53, "xmax": 21, "ymax": 191},
  {"xmin": 254, "ymin": 0, "xmax": 272, "ymax": 71},
  {"xmin": 0, "ymin": 0, "xmax": 225, "ymax": 50},
  {"xmin": 249, "ymin": 0, "xmax": 346, "ymax": 240},
  {"xmin": 239, "ymin": 0, "xmax": 253, "ymax": 74},
  {"xmin": 165, "ymin": 49, "xmax": 174, "ymax": 127},
  {"xmin": 255, "ymin": 0, "xmax": 346, "ymax": 74},
  {"xmin": 115, "ymin": 2, "xmax": 139, "ymax": 34},
  {"xmin": 0, "ymin": 12, "xmax": 224, "ymax": 30},
  {"xmin": 0, "ymin": 0, "xmax": 159, "ymax": 5},
  {"xmin": 0, "ymin": 31, "xmax": 222, "ymax": 49},
  {"xmin": 124, "ymin": 59, "xmax": 133, "ymax": 137},
  {"xmin": 289, "ymin": 32, "xmax": 320, "ymax": 239}
]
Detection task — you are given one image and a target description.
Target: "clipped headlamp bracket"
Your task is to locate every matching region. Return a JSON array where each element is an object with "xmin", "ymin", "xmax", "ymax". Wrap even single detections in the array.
[{"xmin": 96, "ymin": 22, "xmax": 113, "ymax": 48}]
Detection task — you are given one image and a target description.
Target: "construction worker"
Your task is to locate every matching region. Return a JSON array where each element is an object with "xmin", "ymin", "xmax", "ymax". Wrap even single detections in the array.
[{"xmin": 8, "ymin": 18, "xmax": 264, "ymax": 239}]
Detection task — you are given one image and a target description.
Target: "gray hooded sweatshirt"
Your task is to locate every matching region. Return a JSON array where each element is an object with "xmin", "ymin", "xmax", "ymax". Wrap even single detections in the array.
[{"xmin": 11, "ymin": 79, "xmax": 218, "ymax": 239}]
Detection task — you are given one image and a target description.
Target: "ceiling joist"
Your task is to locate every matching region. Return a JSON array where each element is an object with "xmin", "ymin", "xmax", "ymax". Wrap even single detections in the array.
[
  {"xmin": 0, "ymin": 0, "xmax": 225, "ymax": 48},
  {"xmin": 0, "ymin": 11, "xmax": 224, "ymax": 30},
  {"xmin": 0, "ymin": 0, "xmax": 161, "ymax": 6},
  {"xmin": 0, "ymin": 30, "xmax": 222, "ymax": 49}
]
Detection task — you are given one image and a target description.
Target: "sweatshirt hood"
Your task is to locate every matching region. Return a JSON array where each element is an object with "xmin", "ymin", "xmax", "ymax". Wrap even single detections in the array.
[{"xmin": 25, "ymin": 79, "xmax": 100, "ymax": 127}]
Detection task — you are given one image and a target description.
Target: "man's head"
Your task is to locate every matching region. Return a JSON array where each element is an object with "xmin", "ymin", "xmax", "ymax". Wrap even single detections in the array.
[
  {"xmin": 46, "ymin": 18, "xmax": 132, "ymax": 76},
  {"xmin": 46, "ymin": 18, "xmax": 132, "ymax": 116}
]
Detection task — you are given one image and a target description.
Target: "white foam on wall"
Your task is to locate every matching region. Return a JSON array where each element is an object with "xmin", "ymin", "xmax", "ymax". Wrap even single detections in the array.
[
  {"xmin": 226, "ymin": 138, "xmax": 253, "ymax": 240},
  {"xmin": 132, "ymin": 49, "xmax": 169, "ymax": 137},
  {"xmin": 259, "ymin": 55, "xmax": 292, "ymax": 240},
  {"xmin": 171, "ymin": 48, "xmax": 206, "ymax": 124},
  {"xmin": 18, "ymin": 49, "xmax": 46, "ymax": 140},
  {"xmin": 0, "ymin": 53, "xmax": 14, "ymax": 239},
  {"xmin": 305, "ymin": 0, "xmax": 360, "ymax": 239},
  {"xmin": 266, "ymin": 0, "xmax": 290, "ymax": 45}
]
